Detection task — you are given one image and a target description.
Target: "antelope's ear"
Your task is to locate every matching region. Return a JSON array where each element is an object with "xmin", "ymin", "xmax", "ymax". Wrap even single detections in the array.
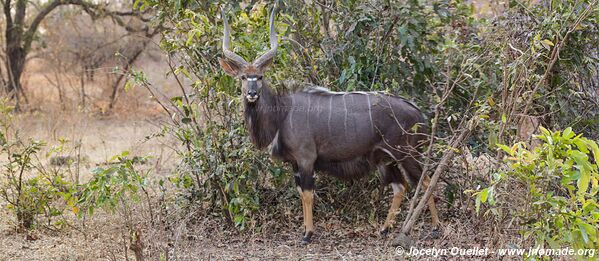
[{"xmin": 219, "ymin": 58, "xmax": 243, "ymax": 76}]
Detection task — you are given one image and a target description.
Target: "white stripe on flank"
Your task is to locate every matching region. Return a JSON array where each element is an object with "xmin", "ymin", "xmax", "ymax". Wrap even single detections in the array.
[
  {"xmin": 307, "ymin": 96, "xmax": 311, "ymax": 129},
  {"xmin": 269, "ymin": 130, "xmax": 280, "ymax": 156},
  {"xmin": 367, "ymin": 94, "xmax": 374, "ymax": 131},
  {"xmin": 343, "ymin": 94, "xmax": 348, "ymax": 132},
  {"xmin": 328, "ymin": 96, "xmax": 333, "ymax": 134},
  {"xmin": 379, "ymin": 147, "xmax": 397, "ymax": 161},
  {"xmin": 289, "ymin": 96, "xmax": 294, "ymax": 130}
]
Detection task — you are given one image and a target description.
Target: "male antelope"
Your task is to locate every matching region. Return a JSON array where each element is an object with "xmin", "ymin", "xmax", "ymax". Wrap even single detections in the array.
[{"xmin": 218, "ymin": 6, "xmax": 440, "ymax": 244}]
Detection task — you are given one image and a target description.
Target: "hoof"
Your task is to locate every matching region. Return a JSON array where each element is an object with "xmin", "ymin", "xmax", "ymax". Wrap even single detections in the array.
[
  {"xmin": 380, "ymin": 228, "xmax": 389, "ymax": 237},
  {"xmin": 430, "ymin": 228, "xmax": 442, "ymax": 239},
  {"xmin": 301, "ymin": 231, "xmax": 313, "ymax": 245}
]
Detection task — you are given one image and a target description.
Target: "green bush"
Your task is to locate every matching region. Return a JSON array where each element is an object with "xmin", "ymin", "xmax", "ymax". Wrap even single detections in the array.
[
  {"xmin": 0, "ymin": 101, "xmax": 77, "ymax": 231},
  {"xmin": 0, "ymin": 99, "xmax": 147, "ymax": 231},
  {"xmin": 475, "ymin": 127, "xmax": 598, "ymax": 253},
  {"xmin": 77, "ymin": 151, "xmax": 150, "ymax": 218},
  {"xmin": 170, "ymin": 93, "xmax": 284, "ymax": 228}
]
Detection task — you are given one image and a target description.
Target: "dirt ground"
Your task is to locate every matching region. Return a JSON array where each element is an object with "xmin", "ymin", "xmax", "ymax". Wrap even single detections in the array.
[{"xmin": 1, "ymin": 194, "xmax": 503, "ymax": 261}]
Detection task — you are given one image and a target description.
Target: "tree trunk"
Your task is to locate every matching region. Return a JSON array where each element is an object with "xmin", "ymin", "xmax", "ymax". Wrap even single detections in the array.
[
  {"xmin": 3, "ymin": 0, "xmax": 24, "ymax": 103},
  {"xmin": 5, "ymin": 42, "xmax": 26, "ymax": 110},
  {"xmin": 5, "ymin": 57, "xmax": 23, "ymax": 94}
]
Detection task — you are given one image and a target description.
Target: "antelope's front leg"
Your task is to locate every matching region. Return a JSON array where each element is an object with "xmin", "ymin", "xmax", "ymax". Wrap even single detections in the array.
[
  {"xmin": 381, "ymin": 183, "xmax": 406, "ymax": 235},
  {"xmin": 295, "ymin": 171, "xmax": 315, "ymax": 244}
]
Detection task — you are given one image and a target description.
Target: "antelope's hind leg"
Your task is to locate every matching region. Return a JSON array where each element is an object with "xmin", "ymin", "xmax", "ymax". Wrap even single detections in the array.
[
  {"xmin": 402, "ymin": 157, "xmax": 442, "ymax": 235},
  {"xmin": 422, "ymin": 175, "xmax": 441, "ymax": 229},
  {"xmin": 379, "ymin": 164, "xmax": 407, "ymax": 236}
]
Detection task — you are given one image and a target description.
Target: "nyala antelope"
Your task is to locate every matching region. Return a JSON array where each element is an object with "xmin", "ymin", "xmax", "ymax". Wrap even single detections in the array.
[{"xmin": 218, "ymin": 6, "xmax": 440, "ymax": 244}]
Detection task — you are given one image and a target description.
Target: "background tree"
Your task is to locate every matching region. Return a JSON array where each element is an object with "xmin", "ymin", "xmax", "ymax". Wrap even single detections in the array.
[{"xmin": 0, "ymin": 0, "xmax": 147, "ymax": 109}]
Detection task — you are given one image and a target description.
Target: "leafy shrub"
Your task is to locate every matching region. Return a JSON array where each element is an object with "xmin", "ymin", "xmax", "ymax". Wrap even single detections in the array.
[
  {"xmin": 77, "ymin": 151, "xmax": 150, "ymax": 218},
  {"xmin": 475, "ymin": 127, "xmax": 598, "ymax": 253},
  {"xmin": 507, "ymin": 0, "xmax": 599, "ymax": 137},
  {"xmin": 170, "ymin": 93, "xmax": 283, "ymax": 228},
  {"xmin": 0, "ymin": 98, "xmax": 148, "ymax": 231},
  {"xmin": 486, "ymin": 0, "xmax": 599, "ymax": 144},
  {"xmin": 0, "ymin": 101, "xmax": 78, "ymax": 231}
]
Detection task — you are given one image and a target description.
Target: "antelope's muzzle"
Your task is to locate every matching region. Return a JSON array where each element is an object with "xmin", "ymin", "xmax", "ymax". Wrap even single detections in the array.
[
  {"xmin": 246, "ymin": 93, "xmax": 259, "ymax": 103},
  {"xmin": 246, "ymin": 79, "xmax": 259, "ymax": 102}
]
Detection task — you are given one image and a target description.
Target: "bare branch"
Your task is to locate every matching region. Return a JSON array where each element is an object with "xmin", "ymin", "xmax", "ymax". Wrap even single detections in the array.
[
  {"xmin": 399, "ymin": 121, "xmax": 475, "ymax": 236},
  {"xmin": 24, "ymin": 0, "xmax": 151, "ymax": 53}
]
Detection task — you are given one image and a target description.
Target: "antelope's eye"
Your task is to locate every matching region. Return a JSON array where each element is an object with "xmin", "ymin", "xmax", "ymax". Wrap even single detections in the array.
[
  {"xmin": 258, "ymin": 76, "xmax": 263, "ymax": 80},
  {"xmin": 241, "ymin": 75, "xmax": 247, "ymax": 80}
]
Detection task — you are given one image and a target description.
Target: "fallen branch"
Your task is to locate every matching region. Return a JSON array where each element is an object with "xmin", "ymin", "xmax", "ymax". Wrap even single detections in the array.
[{"xmin": 396, "ymin": 118, "xmax": 476, "ymax": 245}]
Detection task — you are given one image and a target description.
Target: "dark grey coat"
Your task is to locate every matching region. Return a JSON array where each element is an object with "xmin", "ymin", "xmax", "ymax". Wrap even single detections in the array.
[{"xmin": 244, "ymin": 84, "xmax": 426, "ymax": 186}]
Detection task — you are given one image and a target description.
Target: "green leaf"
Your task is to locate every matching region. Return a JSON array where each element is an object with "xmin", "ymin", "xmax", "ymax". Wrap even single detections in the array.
[
  {"xmin": 582, "ymin": 199, "xmax": 597, "ymax": 212},
  {"xmin": 170, "ymin": 96, "xmax": 183, "ymax": 104},
  {"xmin": 124, "ymin": 80, "xmax": 133, "ymax": 92},
  {"xmin": 542, "ymin": 39, "xmax": 554, "ymax": 47},
  {"xmin": 577, "ymin": 168, "xmax": 591, "ymax": 195},
  {"xmin": 539, "ymin": 126, "xmax": 550, "ymax": 136},
  {"xmin": 587, "ymin": 140, "xmax": 599, "ymax": 164},
  {"xmin": 497, "ymin": 144, "xmax": 513, "ymax": 156},
  {"xmin": 573, "ymin": 139, "xmax": 589, "ymax": 153},
  {"xmin": 480, "ymin": 188, "xmax": 489, "ymax": 203},
  {"xmin": 578, "ymin": 223, "xmax": 592, "ymax": 244},
  {"xmin": 234, "ymin": 214, "xmax": 244, "ymax": 226},
  {"xmin": 339, "ymin": 69, "xmax": 347, "ymax": 84},
  {"xmin": 475, "ymin": 195, "xmax": 481, "ymax": 214},
  {"xmin": 571, "ymin": 150, "xmax": 589, "ymax": 166},
  {"xmin": 562, "ymin": 127, "xmax": 574, "ymax": 139}
]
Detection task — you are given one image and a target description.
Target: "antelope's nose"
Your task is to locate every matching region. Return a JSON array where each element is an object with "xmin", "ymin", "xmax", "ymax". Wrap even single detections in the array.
[{"xmin": 246, "ymin": 90, "xmax": 259, "ymax": 102}]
